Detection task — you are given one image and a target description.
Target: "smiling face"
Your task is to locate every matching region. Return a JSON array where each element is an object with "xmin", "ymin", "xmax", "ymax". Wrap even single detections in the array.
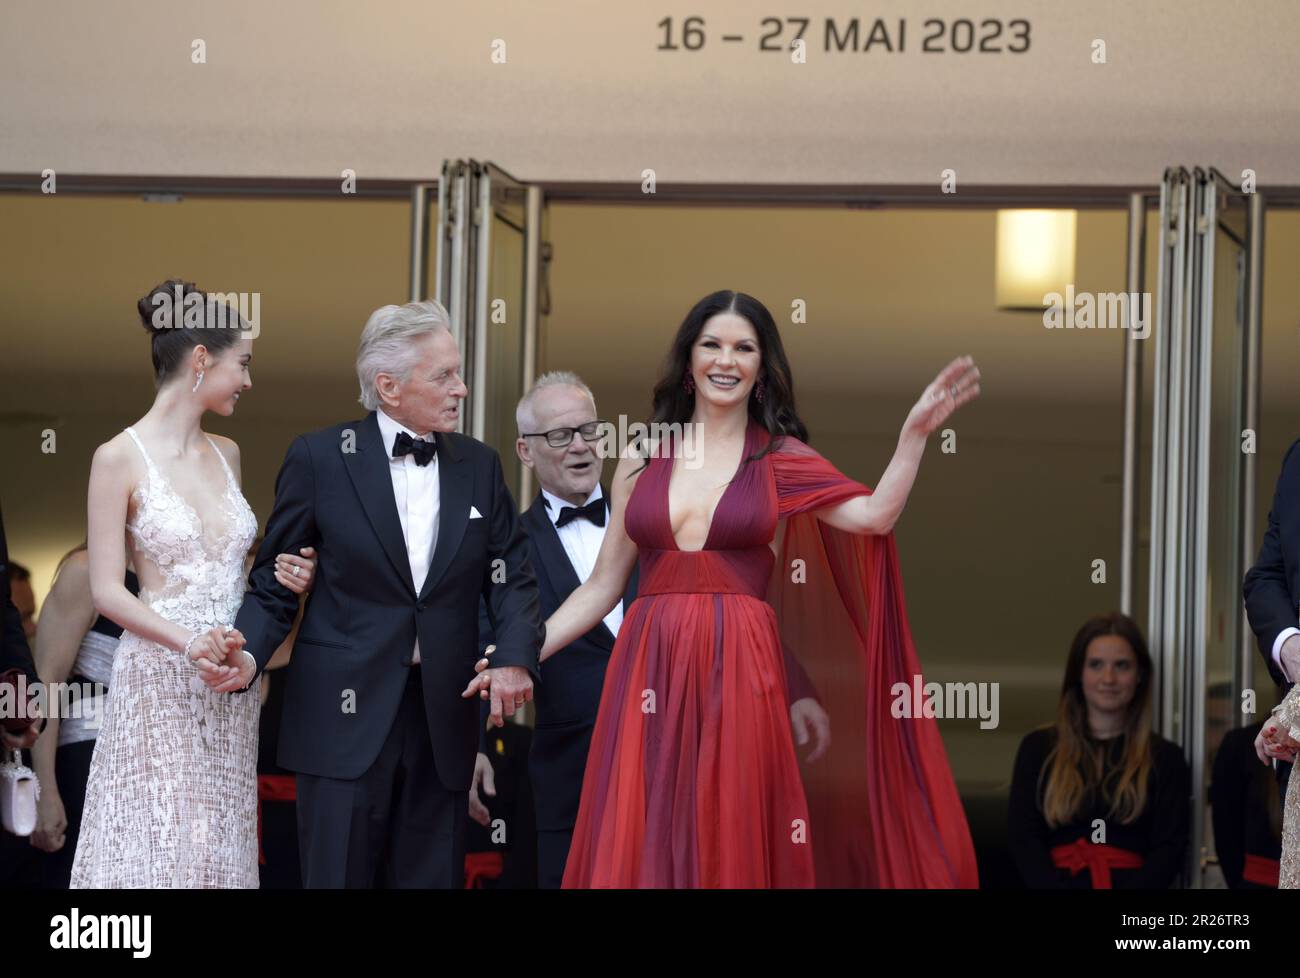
[
  {"xmin": 194, "ymin": 336, "xmax": 253, "ymax": 416},
  {"xmin": 1080, "ymin": 634, "xmax": 1140, "ymax": 719},
  {"xmin": 517, "ymin": 385, "xmax": 600, "ymax": 505},
  {"xmin": 689, "ymin": 312, "xmax": 762, "ymax": 407},
  {"xmin": 377, "ymin": 327, "xmax": 467, "ymax": 434}
]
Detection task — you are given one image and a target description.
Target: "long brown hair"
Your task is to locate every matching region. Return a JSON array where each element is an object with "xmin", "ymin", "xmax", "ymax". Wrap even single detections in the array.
[{"xmin": 1040, "ymin": 611, "xmax": 1155, "ymax": 827}]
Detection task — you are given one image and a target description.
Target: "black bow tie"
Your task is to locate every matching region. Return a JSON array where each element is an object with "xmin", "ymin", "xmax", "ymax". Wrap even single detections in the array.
[
  {"xmin": 392, "ymin": 431, "xmax": 436, "ymax": 466},
  {"xmin": 555, "ymin": 498, "xmax": 606, "ymax": 528}
]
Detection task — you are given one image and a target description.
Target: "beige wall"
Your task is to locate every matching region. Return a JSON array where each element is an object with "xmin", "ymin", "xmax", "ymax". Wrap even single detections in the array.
[{"xmin": 1, "ymin": 0, "xmax": 1297, "ymax": 185}]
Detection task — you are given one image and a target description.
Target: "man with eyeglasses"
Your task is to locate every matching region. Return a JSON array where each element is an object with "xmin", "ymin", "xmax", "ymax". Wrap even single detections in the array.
[{"xmin": 471, "ymin": 372, "xmax": 637, "ymax": 888}]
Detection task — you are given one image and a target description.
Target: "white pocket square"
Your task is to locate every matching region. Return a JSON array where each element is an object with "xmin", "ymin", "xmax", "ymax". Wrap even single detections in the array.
[{"xmin": 469, "ymin": 506, "xmax": 483, "ymax": 520}]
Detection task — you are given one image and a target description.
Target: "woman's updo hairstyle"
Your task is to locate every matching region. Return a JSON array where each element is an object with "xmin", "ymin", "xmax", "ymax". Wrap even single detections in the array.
[{"xmin": 137, "ymin": 279, "xmax": 248, "ymax": 386}]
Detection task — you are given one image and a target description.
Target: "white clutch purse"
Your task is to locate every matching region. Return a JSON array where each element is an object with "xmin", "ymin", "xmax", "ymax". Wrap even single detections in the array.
[{"xmin": 0, "ymin": 749, "xmax": 39, "ymax": 836}]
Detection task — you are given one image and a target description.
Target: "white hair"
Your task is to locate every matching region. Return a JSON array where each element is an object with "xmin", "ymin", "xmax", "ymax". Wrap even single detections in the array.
[
  {"xmin": 356, "ymin": 300, "xmax": 453, "ymax": 411},
  {"xmin": 516, "ymin": 370, "xmax": 596, "ymax": 434}
]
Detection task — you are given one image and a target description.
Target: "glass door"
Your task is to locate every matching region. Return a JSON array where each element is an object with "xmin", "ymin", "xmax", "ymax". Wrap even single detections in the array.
[
  {"xmin": 1144, "ymin": 166, "xmax": 1264, "ymax": 887},
  {"xmin": 1189, "ymin": 167, "xmax": 1262, "ymax": 887},
  {"xmin": 434, "ymin": 160, "xmax": 546, "ymax": 503}
]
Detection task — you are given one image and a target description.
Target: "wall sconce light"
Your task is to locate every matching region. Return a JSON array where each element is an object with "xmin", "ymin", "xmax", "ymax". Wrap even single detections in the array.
[{"xmin": 995, "ymin": 209, "xmax": 1077, "ymax": 310}]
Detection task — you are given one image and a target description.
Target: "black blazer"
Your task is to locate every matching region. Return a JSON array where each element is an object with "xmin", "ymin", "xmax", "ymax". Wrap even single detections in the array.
[
  {"xmin": 235, "ymin": 413, "xmax": 543, "ymax": 791},
  {"xmin": 480, "ymin": 490, "xmax": 638, "ymax": 831},
  {"xmin": 1244, "ymin": 437, "xmax": 1300, "ymax": 689}
]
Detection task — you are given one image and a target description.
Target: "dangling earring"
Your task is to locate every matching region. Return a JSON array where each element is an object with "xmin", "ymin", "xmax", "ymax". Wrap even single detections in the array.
[
  {"xmin": 192, "ymin": 370, "xmax": 205, "ymax": 393},
  {"xmin": 753, "ymin": 377, "xmax": 766, "ymax": 403},
  {"xmin": 682, "ymin": 372, "xmax": 695, "ymax": 394}
]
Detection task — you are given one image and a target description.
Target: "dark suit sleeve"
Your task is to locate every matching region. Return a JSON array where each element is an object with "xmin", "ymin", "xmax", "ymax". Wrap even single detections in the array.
[
  {"xmin": 479, "ymin": 451, "xmax": 542, "ymax": 684},
  {"xmin": 477, "ymin": 596, "xmax": 497, "ymax": 753},
  {"xmin": 782, "ymin": 640, "xmax": 819, "ymax": 704},
  {"xmin": 1244, "ymin": 438, "xmax": 1300, "ymax": 687},
  {"xmin": 0, "ymin": 505, "xmax": 38, "ymax": 685},
  {"xmin": 234, "ymin": 436, "xmax": 319, "ymax": 684}
]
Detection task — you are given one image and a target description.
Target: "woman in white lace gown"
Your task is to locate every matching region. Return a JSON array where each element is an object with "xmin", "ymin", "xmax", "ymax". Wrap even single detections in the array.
[{"xmin": 71, "ymin": 280, "xmax": 313, "ymax": 888}]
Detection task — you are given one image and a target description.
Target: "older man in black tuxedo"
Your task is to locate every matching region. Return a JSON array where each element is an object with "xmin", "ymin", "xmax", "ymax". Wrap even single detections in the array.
[{"xmin": 234, "ymin": 301, "xmax": 542, "ymax": 888}]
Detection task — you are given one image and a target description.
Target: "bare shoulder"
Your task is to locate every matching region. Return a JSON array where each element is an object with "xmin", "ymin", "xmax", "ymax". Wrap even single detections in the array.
[
  {"xmin": 769, "ymin": 431, "xmax": 812, "ymax": 457},
  {"xmin": 52, "ymin": 548, "xmax": 91, "ymax": 589},
  {"xmin": 92, "ymin": 431, "xmax": 139, "ymax": 473}
]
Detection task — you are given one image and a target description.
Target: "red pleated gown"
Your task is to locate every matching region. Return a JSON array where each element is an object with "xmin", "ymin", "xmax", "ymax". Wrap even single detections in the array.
[{"xmin": 561, "ymin": 420, "xmax": 979, "ymax": 888}]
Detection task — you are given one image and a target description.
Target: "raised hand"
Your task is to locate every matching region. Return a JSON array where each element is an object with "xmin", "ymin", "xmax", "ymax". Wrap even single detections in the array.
[
  {"xmin": 903, "ymin": 356, "xmax": 981, "ymax": 439},
  {"xmin": 275, "ymin": 546, "xmax": 318, "ymax": 595}
]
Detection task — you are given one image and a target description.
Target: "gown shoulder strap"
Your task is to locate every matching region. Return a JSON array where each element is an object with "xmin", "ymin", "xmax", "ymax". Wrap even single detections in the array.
[
  {"xmin": 122, "ymin": 426, "xmax": 157, "ymax": 471},
  {"xmin": 204, "ymin": 434, "xmax": 237, "ymax": 486}
]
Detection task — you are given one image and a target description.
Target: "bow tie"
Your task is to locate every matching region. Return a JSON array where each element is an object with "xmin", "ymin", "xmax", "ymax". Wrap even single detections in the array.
[
  {"xmin": 392, "ymin": 431, "xmax": 436, "ymax": 466},
  {"xmin": 555, "ymin": 498, "xmax": 606, "ymax": 528}
]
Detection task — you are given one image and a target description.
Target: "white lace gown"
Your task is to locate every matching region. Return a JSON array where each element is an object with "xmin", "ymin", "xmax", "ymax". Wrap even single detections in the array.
[{"xmin": 70, "ymin": 427, "xmax": 261, "ymax": 888}]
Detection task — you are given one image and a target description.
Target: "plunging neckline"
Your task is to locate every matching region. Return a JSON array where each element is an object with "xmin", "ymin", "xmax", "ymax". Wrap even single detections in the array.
[
  {"xmin": 665, "ymin": 421, "xmax": 754, "ymax": 553},
  {"xmin": 125, "ymin": 427, "xmax": 237, "ymax": 550}
]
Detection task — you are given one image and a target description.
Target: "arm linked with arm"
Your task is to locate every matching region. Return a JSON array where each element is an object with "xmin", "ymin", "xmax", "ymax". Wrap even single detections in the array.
[{"xmin": 234, "ymin": 436, "xmax": 319, "ymax": 686}]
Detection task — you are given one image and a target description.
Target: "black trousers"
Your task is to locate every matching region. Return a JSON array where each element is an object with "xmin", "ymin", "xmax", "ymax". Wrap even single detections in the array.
[
  {"xmin": 537, "ymin": 828, "xmax": 574, "ymax": 889},
  {"xmin": 295, "ymin": 665, "xmax": 467, "ymax": 888}
]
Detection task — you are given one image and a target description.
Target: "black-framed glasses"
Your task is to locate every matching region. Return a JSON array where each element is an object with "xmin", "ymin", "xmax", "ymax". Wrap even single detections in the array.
[{"xmin": 521, "ymin": 420, "xmax": 609, "ymax": 448}]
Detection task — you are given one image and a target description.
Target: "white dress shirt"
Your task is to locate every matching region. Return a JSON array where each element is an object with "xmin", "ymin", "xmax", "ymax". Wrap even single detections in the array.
[
  {"xmin": 1274, "ymin": 628, "xmax": 1299, "ymax": 683},
  {"xmin": 541, "ymin": 484, "xmax": 623, "ymax": 638},
  {"xmin": 376, "ymin": 408, "xmax": 440, "ymax": 665}
]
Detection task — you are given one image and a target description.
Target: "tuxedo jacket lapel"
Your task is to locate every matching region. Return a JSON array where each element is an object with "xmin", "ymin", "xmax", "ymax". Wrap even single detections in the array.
[
  {"xmin": 525, "ymin": 496, "xmax": 582, "ymax": 594},
  {"xmin": 343, "ymin": 413, "xmax": 415, "ymax": 595},
  {"xmin": 419, "ymin": 430, "xmax": 472, "ymax": 601},
  {"xmin": 528, "ymin": 491, "xmax": 620, "ymax": 652}
]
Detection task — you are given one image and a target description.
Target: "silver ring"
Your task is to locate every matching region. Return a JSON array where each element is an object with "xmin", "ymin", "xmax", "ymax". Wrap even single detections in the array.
[
  {"xmin": 292, "ymin": 565, "xmax": 301, "ymax": 578},
  {"xmin": 948, "ymin": 384, "xmax": 958, "ymax": 399}
]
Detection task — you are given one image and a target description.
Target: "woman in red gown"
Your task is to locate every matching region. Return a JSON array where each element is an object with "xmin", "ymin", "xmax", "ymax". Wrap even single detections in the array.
[{"xmin": 470, "ymin": 290, "xmax": 981, "ymax": 887}]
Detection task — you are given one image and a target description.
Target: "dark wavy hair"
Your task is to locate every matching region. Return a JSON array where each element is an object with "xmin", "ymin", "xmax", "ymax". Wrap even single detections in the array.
[
  {"xmin": 639, "ymin": 291, "xmax": 809, "ymax": 470},
  {"xmin": 1039, "ymin": 611, "xmax": 1156, "ymax": 827},
  {"xmin": 137, "ymin": 279, "xmax": 248, "ymax": 386}
]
